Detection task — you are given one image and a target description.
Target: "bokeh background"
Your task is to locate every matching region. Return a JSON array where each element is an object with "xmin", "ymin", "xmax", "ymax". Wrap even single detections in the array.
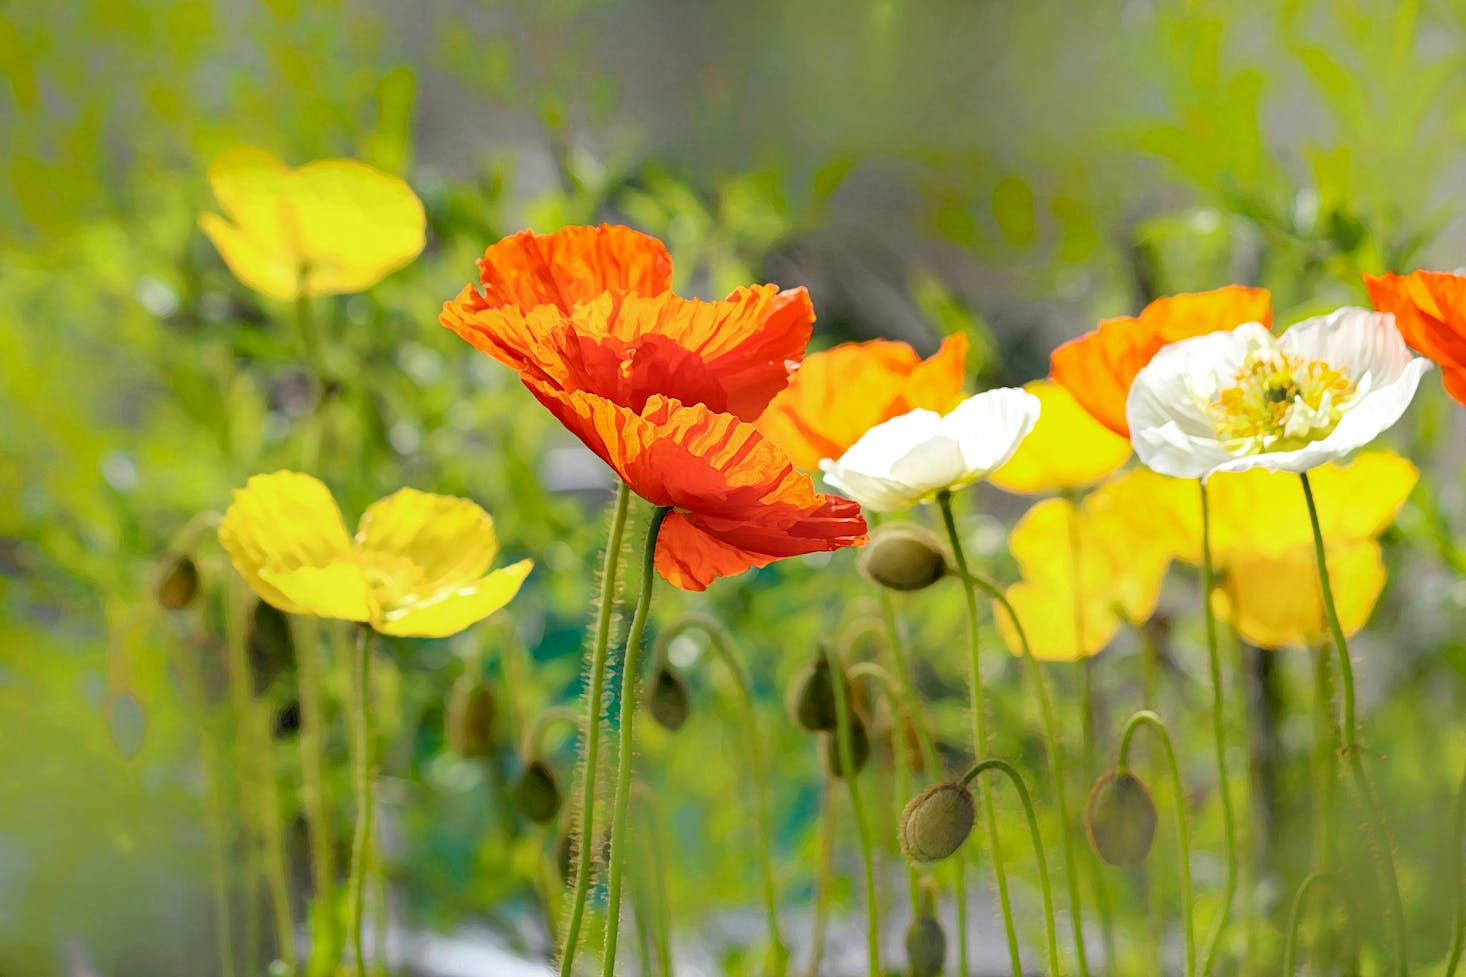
[{"xmin": 4, "ymin": 2, "xmax": 1466, "ymax": 975}]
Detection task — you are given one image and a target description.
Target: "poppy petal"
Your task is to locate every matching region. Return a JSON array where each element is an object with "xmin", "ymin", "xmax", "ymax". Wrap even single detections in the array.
[{"xmin": 377, "ymin": 559, "xmax": 533, "ymax": 638}]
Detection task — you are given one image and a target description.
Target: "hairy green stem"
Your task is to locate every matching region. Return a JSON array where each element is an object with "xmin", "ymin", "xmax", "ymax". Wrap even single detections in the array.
[
  {"xmin": 960, "ymin": 758, "xmax": 1062, "ymax": 974},
  {"xmin": 1197, "ymin": 481, "xmax": 1239, "ymax": 977},
  {"xmin": 1117, "ymin": 710, "xmax": 1195, "ymax": 977},
  {"xmin": 294, "ymin": 616, "xmax": 337, "ymax": 975},
  {"xmin": 346, "ymin": 624, "xmax": 375, "ymax": 977},
  {"xmin": 828, "ymin": 644, "xmax": 882, "ymax": 977},
  {"xmin": 560, "ymin": 482, "xmax": 632, "ymax": 975},
  {"xmin": 1300, "ymin": 472, "xmax": 1407, "ymax": 976},
  {"xmin": 1281, "ymin": 872, "xmax": 1355, "ymax": 976},
  {"xmin": 937, "ymin": 489, "xmax": 1022, "ymax": 977},
  {"xmin": 602, "ymin": 505, "xmax": 669, "ymax": 976}
]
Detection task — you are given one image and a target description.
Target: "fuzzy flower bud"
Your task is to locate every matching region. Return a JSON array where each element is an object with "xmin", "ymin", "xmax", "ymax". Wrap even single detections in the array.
[
  {"xmin": 824, "ymin": 712, "xmax": 871, "ymax": 779},
  {"xmin": 900, "ymin": 782, "xmax": 976, "ymax": 863},
  {"xmin": 1084, "ymin": 770, "xmax": 1158, "ymax": 866},
  {"xmin": 513, "ymin": 758, "xmax": 563, "ymax": 824},
  {"xmin": 789, "ymin": 655, "xmax": 848, "ymax": 732},
  {"xmin": 857, "ymin": 523, "xmax": 950, "ymax": 592},
  {"xmin": 155, "ymin": 553, "xmax": 200, "ymax": 610},
  {"xmin": 445, "ymin": 675, "xmax": 497, "ymax": 758},
  {"xmin": 644, "ymin": 665, "xmax": 691, "ymax": 732}
]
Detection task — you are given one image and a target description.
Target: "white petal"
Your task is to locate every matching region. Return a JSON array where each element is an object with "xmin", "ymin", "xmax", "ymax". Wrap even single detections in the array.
[
  {"xmin": 833, "ymin": 408, "xmax": 946, "ymax": 475},
  {"xmin": 819, "ymin": 461, "xmax": 922, "ymax": 512},
  {"xmin": 941, "ymin": 388, "xmax": 1042, "ymax": 480},
  {"xmin": 1279, "ymin": 306, "xmax": 1414, "ymax": 387},
  {"xmin": 888, "ymin": 435, "xmax": 968, "ymax": 495}
]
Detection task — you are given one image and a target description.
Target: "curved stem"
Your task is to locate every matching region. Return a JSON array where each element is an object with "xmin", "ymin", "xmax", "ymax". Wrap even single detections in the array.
[
  {"xmin": 828, "ymin": 644, "xmax": 882, "ymax": 977},
  {"xmin": 1445, "ymin": 754, "xmax": 1466, "ymax": 977},
  {"xmin": 347, "ymin": 624, "xmax": 375, "ymax": 977},
  {"xmin": 1281, "ymin": 872, "xmax": 1356, "ymax": 976},
  {"xmin": 960, "ymin": 758, "xmax": 1062, "ymax": 975},
  {"xmin": 1300, "ymin": 472, "xmax": 1407, "ymax": 976},
  {"xmin": 652, "ymin": 613, "xmax": 788, "ymax": 976},
  {"xmin": 1116, "ymin": 710, "xmax": 1196, "ymax": 977},
  {"xmin": 937, "ymin": 489, "xmax": 1022, "ymax": 977},
  {"xmin": 602, "ymin": 505, "xmax": 670, "ymax": 976},
  {"xmin": 1197, "ymin": 481, "xmax": 1239, "ymax": 977},
  {"xmin": 560, "ymin": 482, "xmax": 632, "ymax": 976},
  {"xmin": 524, "ymin": 706, "xmax": 583, "ymax": 759},
  {"xmin": 865, "ymin": 596, "xmax": 970, "ymax": 977},
  {"xmin": 968, "ymin": 568, "xmax": 1090, "ymax": 977}
]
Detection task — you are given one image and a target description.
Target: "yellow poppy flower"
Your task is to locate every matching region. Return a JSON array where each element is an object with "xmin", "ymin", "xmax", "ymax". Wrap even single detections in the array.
[
  {"xmin": 199, "ymin": 147, "xmax": 426, "ymax": 300},
  {"xmin": 988, "ymin": 380, "xmax": 1132, "ymax": 495},
  {"xmin": 218, "ymin": 472, "xmax": 531, "ymax": 638},
  {"xmin": 996, "ymin": 475, "xmax": 1176, "ymax": 660},
  {"xmin": 1215, "ymin": 541, "xmax": 1385, "ymax": 649}
]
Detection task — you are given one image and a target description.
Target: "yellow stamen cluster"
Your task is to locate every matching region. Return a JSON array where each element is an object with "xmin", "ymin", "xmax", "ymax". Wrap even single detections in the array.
[{"xmin": 1210, "ymin": 350, "xmax": 1353, "ymax": 454}]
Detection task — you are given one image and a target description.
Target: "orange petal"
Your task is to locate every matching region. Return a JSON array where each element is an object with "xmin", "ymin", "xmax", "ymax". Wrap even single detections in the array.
[
  {"xmin": 756, "ymin": 334, "xmax": 969, "ymax": 469},
  {"xmin": 476, "ymin": 224, "xmax": 672, "ymax": 314},
  {"xmin": 1051, "ymin": 285, "xmax": 1271, "ymax": 437},
  {"xmin": 1366, "ymin": 270, "xmax": 1466, "ymax": 406}
]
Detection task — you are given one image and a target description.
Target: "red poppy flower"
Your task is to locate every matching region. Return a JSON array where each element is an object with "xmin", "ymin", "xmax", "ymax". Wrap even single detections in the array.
[
  {"xmin": 1364, "ymin": 269, "xmax": 1466, "ymax": 406},
  {"xmin": 524, "ymin": 378, "xmax": 868, "ymax": 591},
  {"xmin": 1050, "ymin": 285, "xmax": 1272, "ymax": 438},
  {"xmin": 441, "ymin": 224, "xmax": 813, "ymax": 419}
]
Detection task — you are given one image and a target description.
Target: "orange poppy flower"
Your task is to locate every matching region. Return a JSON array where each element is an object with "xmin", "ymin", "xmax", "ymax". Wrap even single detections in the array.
[
  {"xmin": 524, "ymin": 378, "xmax": 868, "ymax": 591},
  {"xmin": 1364, "ymin": 270, "xmax": 1466, "ymax": 405},
  {"xmin": 1050, "ymin": 285, "xmax": 1272, "ymax": 438},
  {"xmin": 755, "ymin": 335, "xmax": 969, "ymax": 469},
  {"xmin": 441, "ymin": 225, "xmax": 813, "ymax": 419}
]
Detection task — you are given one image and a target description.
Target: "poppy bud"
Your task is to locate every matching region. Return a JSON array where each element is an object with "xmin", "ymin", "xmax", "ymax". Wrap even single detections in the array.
[
  {"xmin": 514, "ymin": 758, "xmax": 562, "ymax": 824},
  {"xmin": 246, "ymin": 600, "xmax": 295, "ymax": 695},
  {"xmin": 824, "ymin": 713, "xmax": 871, "ymax": 779},
  {"xmin": 445, "ymin": 675, "xmax": 497, "ymax": 758},
  {"xmin": 900, "ymin": 782, "xmax": 976, "ymax": 863},
  {"xmin": 789, "ymin": 656, "xmax": 848, "ymax": 732},
  {"xmin": 1084, "ymin": 770, "xmax": 1158, "ymax": 866},
  {"xmin": 905, "ymin": 911, "xmax": 946, "ymax": 977},
  {"xmin": 858, "ymin": 523, "xmax": 949, "ymax": 592},
  {"xmin": 155, "ymin": 553, "xmax": 200, "ymax": 610},
  {"xmin": 644, "ymin": 666, "xmax": 691, "ymax": 732}
]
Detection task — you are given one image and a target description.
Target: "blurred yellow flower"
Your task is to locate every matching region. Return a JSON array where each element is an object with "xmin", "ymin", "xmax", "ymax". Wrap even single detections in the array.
[
  {"xmin": 199, "ymin": 147, "xmax": 426, "ymax": 300},
  {"xmin": 1216, "ymin": 541, "xmax": 1385, "ymax": 649},
  {"xmin": 219, "ymin": 471, "xmax": 531, "ymax": 638},
  {"xmin": 996, "ymin": 472, "xmax": 1177, "ymax": 660},
  {"xmin": 989, "ymin": 380, "xmax": 1131, "ymax": 495}
]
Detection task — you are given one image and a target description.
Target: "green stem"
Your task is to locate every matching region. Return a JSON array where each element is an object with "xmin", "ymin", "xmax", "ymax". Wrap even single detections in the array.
[
  {"xmin": 968, "ymin": 569, "xmax": 1089, "ymax": 977},
  {"xmin": 602, "ymin": 505, "xmax": 670, "ymax": 976},
  {"xmin": 1445, "ymin": 755, "xmax": 1466, "ymax": 977},
  {"xmin": 347, "ymin": 624, "xmax": 375, "ymax": 977},
  {"xmin": 960, "ymin": 758, "xmax": 1062, "ymax": 975},
  {"xmin": 1300, "ymin": 472, "xmax": 1407, "ymax": 976},
  {"xmin": 560, "ymin": 482, "xmax": 633, "ymax": 976},
  {"xmin": 871, "ymin": 594, "xmax": 971, "ymax": 977},
  {"xmin": 847, "ymin": 660, "xmax": 921, "ymax": 915},
  {"xmin": 653, "ymin": 613, "xmax": 787, "ymax": 976},
  {"xmin": 804, "ymin": 779, "xmax": 837, "ymax": 977},
  {"xmin": 1281, "ymin": 872, "xmax": 1355, "ymax": 976},
  {"xmin": 1116, "ymin": 710, "xmax": 1196, "ymax": 977},
  {"xmin": 631, "ymin": 782, "xmax": 674, "ymax": 977},
  {"xmin": 828, "ymin": 644, "xmax": 882, "ymax": 977},
  {"xmin": 937, "ymin": 489, "xmax": 1022, "ymax": 977},
  {"xmin": 1311, "ymin": 644, "xmax": 1336, "ymax": 872},
  {"xmin": 525, "ymin": 706, "xmax": 583, "ymax": 759},
  {"xmin": 294, "ymin": 616, "xmax": 337, "ymax": 975},
  {"xmin": 1197, "ymin": 481, "xmax": 1239, "ymax": 977}
]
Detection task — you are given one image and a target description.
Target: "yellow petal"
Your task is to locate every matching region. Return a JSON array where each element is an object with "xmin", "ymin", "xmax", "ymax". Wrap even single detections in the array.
[
  {"xmin": 199, "ymin": 211, "xmax": 300, "ymax": 300},
  {"xmin": 218, "ymin": 471, "xmax": 354, "ymax": 615},
  {"xmin": 1217, "ymin": 541, "xmax": 1385, "ymax": 650},
  {"xmin": 377, "ymin": 559, "xmax": 533, "ymax": 638},
  {"xmin": 989, "ymin": 381, "xmax": 1132, "ymax": 494},
  {"xmin": 355, "ymin": 488, "xmax": 499, "ymax": 605},
  {"xmin": 288, "ymin": 158, "xmax": 425, "ymax": 296},
  {"xmin": 262, "ymin": 563, "xmax": 376, "ymax": 623},
  {"xmin": 996, "ymin": 579, "xmax": 1120, "ymax": 661},
  {"xmin": 200, "ymin": 147, "xmax": 301, "ymax": 300}
]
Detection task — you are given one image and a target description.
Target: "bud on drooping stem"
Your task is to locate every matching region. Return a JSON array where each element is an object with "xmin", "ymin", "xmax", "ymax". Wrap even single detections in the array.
[
  {"xmin": 644, "ymin": 665, "xmax": 691, "ymax": 732},
  {"xmin": 445, "ymin": 674, "xmax": 497, "ymax": 758},
  {"xmin": 900, "ymin": 781, "xmax": 977, "ymax": 863},
  {"xmin": 246, "ymin": 599, "xmax": 295, "ymax": 694},
  {"xmin": 155, "ymin": 553, "xmax": 200, "ymax": 610},
  {"xmin": 905, "ymin": 875, "xmax": 947, "ymax": 977},
  {"xmin": 789, "ymin": 655, "xmax": 848, "ymax": 732},
  {"xmin": 858, "ymin": 523, "xmax": 950, "ymax": 592},
  {"xmin": 824, "ymin": 712, "xmax": 871, "ymax": 779},
  {"xmin": 513, "ymin": 758, "xmax": 563, "ymax": 824},
  {"xmin": 1085, "ymin": 770, "xmax": 1158, "ymax": 867}
]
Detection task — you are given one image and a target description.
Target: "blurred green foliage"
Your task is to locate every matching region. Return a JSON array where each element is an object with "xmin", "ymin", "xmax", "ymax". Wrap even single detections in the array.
[{"xmin": 3, "ymin": 2, "xmax": 1466, "ymax": 976}]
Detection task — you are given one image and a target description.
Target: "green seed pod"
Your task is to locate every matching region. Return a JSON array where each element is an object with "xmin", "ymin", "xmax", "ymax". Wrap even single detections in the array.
[
  {"xmin": 514, "ymin": 759, "xmax": 563, "ymax": 824},
  {"xmin": 789, "ymin": 656, "xmax": 847, "ymax": 732},
  {"xmin": 824, "ymin": 713, "xmax": 871, "ymax": 779},
  {"xmin": 246, "ymin": 600, "xmax": 295, "ymax": 695},
  {"xmin": 1084, "ymin": 770, "xmax": 1158, "ymax": 867},
  {"xmin": 155, "ymin": 553, "xmax": 200, "ymax": 610},
  {"xmin": 858, "ymin": 523, "xmax": 949, "ymax": 592},
  {"xmin": 644, "ymin": 665, "xmax": 691, "ymax": 732},
  {"xmin": 905, "ymin": 910, "xmax": 947, "ymax": 977},
  {"xmin": 445, "ymin": 675, "xmax": 497, "ymax": 758},
  {"xmin": 900, "ymin": 782, "xmax": 977, "ymax": 863}
]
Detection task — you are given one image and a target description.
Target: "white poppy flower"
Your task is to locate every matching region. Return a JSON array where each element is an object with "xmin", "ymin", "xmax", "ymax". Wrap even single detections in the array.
[
  {"xmin": 820, "ymin": 388, "xmax": 1041, "ymax": 511},
  {"xmin": 1127, "ymin": 307, "xmax": 1431, "ymax": 480}
]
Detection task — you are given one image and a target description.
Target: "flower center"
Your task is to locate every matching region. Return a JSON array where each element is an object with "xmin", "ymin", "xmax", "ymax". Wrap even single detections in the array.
[{"xmin": 1209, "ymin": 349, "xmax": 1354, "ymax": 454}]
